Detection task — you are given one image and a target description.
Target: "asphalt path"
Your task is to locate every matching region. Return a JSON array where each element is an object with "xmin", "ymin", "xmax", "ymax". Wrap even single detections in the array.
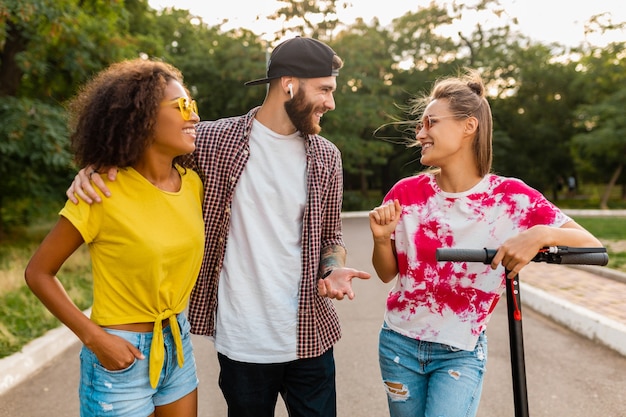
[{"xmin": 1, "ymin": 216, "xmax": 625, "ymax": 416}]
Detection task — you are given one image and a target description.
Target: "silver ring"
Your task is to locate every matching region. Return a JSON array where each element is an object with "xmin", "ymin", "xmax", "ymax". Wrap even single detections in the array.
[{"xmin": 88, "ymin": 170, "xmax": 97, "ymax": 179}]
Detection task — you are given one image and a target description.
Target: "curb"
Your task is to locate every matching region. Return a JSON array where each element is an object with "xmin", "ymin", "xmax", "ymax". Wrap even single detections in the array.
[
  {"xmin": 0, "ymin": 323, "xmax": 78, "ymax": 396},
  {"xmin": 521, "ymin": 284, "xmax": 626, "ymax": 356},
  {"xmin": 0, "ymin": 308, "xmax": 90, "ymax": 397}
]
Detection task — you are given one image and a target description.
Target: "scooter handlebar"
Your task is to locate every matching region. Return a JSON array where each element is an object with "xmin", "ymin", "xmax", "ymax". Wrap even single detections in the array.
[
  {"xmin": 436, "ymin": 247, "xmax": 608, "ymax": 266},
  {"xmin": 435, "ymin": 248, "xmax": 496, "ymax": 263},
  {"xmin": 544, "ymin": 251, "xmax": 608, "ymax": 265}
]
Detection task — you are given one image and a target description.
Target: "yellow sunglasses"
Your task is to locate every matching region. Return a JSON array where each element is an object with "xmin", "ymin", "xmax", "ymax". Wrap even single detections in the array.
[{"xmin": 161, "ymin": 97, "xmax": 198, "ymax": 120}]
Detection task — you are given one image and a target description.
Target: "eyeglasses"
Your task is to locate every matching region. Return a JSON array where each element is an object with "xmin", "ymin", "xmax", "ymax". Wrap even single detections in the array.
[
  {"xmin": 161, "ymin": 97, "xmax": 198, "ymax": 120},
  {"xmin": 416, "ymin": 114, "xmax": 467, "ymax": 132}
]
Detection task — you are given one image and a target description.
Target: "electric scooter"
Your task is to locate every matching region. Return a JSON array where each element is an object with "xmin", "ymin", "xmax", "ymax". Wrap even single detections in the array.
[{"xmin": 436, "ymin": 246, "xmax": 609, "ymax": 417}]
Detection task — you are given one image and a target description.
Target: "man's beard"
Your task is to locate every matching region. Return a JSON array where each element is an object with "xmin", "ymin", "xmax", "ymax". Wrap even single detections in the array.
[{"xmin": 284, "ymin": 88, "xmax": 322, "ymax": 135}]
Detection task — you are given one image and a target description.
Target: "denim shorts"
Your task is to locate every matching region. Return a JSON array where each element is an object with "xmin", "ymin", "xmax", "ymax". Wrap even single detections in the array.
[{"xmin": 79, "ymin": 313, "xmax": 198, "ymax": 417}]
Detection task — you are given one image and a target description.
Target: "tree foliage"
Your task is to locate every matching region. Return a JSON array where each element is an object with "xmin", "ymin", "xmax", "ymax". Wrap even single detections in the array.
[
  {"xmin": 1, "ymin": 0, "xmax": 625, "ymax": 233},
  {"xmin": 0, "ymin": 97, "xmax": 72, "ymax": 235},
  {"xmin": 0, "ymin": 0, "xmax": 139, "ymax": 235}
]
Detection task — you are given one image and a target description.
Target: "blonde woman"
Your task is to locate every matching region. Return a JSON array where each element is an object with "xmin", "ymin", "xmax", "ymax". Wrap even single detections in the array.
[{"xmin": 369, "ymin": 69, "xmax": 601, "ymax": 417}]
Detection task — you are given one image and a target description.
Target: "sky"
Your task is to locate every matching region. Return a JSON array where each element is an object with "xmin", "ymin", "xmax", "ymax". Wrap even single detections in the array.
[{"xmin": 148, "ymin": 0, "xmax": 625, "ymax": 47}]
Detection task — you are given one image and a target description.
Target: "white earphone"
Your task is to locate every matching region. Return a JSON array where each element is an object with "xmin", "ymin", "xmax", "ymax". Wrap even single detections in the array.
[{"xmin": 288, "ymin": 83, "xmax": 293, "ymax": 99}]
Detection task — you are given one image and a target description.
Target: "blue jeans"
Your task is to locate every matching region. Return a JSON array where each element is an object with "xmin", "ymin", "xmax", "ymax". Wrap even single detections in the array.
[
  {"xmin": 79, "ymin": 314, "xmax": 198, "ymax": 417},
  {"xmin": 379, "ymin": 325, "xmax": 487, "ymax": 417},
  {"xmin": 217, "ymin": 348, "xmax": 336, "ymax": 417}
]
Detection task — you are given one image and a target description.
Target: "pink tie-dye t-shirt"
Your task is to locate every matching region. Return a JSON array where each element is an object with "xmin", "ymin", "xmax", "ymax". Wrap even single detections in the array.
[{"xmin": 383, "ymin": 173, "xmax": 570, "ymax": 351}]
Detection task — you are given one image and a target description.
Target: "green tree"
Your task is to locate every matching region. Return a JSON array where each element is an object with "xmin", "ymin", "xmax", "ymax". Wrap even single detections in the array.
[
  {"xmin": 1, "ymin": 0, "xmax": 137, "ymax": 100},
  {"xmin": 0, "ymin": 0, "xmax": 140, "ymax": 233},
  {"xmin": 2, "ymin": 0, "xmax": 626, "ymax": 219},
  {"xmin": 571, "ymin": 41, "xmax": 626, "ymax": 207},
  {"xmin": 0, "ymin": 97, "xmax": 72, "ymax": 236},
  {"xmin": 572, "ymin": 86, "xmax": 626, "ymax": 209},
  {"xmin": 149, "ymin": 7, "xmax": 274, "ymax": 119},
  {"xmin": 371, "ymin": 1, "xmax": 520, "ymax": 194},
  {"xmin": 267, "ymin": 0, "xmax": 347, "ymax": 40},
  {"xmin": 325, "ymin": 20, "xmax": 400, "ymax": 202},
  {"xmin": 487, "ymin": 43, "xmax": 583, "ymax": 193}
]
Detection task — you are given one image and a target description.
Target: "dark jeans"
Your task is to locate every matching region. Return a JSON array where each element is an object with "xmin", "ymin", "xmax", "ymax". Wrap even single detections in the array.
[{"xmin": 217, "ymin": 348, "xmax": 336, "ymax": 417}]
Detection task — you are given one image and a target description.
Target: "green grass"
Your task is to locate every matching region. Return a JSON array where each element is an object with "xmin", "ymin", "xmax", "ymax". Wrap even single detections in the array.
[
  {"xmin": 0, "ymin": 223, "xmax": 92, "ymax": 358},
  {"xmin": 571, "ymin": 216, "xmax": 626, "ymax": 240},
  {"xmin": 555, "ymin": 181, "xmax": 626, "ymax": 210},
  {"xmin": 607, "ymin": 252, "xmax": 626, "ymax": 271},
  {"xmin": 0, "ymin": 272, "xmax": 91, "ymax": 358},
  {"xmin": 571, "ymin": 216, "xmax": 626, "ymax": 272}
]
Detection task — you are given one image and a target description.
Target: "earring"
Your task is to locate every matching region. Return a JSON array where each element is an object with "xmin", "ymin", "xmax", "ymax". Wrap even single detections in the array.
[{"xmin": 288, "ymin": 83, "xmax": 293, "ymax": 99}]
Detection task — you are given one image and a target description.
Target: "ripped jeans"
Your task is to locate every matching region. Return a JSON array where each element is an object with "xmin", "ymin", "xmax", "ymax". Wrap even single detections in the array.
[{"xmin": 378, "ymin": 324, "xmax": 487, "ymax": 417}]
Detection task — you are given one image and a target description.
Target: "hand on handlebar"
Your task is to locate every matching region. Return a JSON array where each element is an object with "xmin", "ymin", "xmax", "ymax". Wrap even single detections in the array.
[{"xmin": 490, "ymin": 232, "xmax": 546, "ymax": 279}]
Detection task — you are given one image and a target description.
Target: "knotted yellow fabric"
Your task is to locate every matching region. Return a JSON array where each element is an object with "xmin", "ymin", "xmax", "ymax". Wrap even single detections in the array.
[
  {"xmin": 149, "ymin": 310, "xmax": 185, "ymax": 389},
  {"xmin": 58, "ymin": 167, "xmax": 205, "ymax": 390}
]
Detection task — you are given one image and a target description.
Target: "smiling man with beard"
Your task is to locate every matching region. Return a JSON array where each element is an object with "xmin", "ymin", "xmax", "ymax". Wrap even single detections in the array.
[
  {"xmin": 187, "ymin": 36, "xmax": 370, "ymax": 417},
  {"xmin": 67, "ymin": 36, "xmax": 371, "ymax": 417}
]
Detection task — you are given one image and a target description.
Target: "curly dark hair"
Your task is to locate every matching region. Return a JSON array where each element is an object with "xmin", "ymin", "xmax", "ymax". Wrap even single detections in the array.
[{"xmin": 68, "ymin": 58, "xmax": 191, "ymax": 170}]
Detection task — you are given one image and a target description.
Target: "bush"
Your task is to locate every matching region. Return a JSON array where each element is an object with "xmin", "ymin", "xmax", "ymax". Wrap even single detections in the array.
[{"xmin": 0, "ymin": 97, "xmax": 75, "ymax": 236}]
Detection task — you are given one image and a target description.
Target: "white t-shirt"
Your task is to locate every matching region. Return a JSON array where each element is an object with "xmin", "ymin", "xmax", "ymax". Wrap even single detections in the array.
[
  {"xmin": 215, "ymin": 119, "xmax": 307, "ymax": 363},
  {"xmin": 383, "ymin": 173, "xmax": 571, "ymax": 351}
]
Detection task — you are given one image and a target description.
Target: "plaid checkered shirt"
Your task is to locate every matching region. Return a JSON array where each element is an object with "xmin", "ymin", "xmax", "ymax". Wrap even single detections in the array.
[{"xmin": 187, "ymin": 107, "xmax": 345, "ymax": 358}]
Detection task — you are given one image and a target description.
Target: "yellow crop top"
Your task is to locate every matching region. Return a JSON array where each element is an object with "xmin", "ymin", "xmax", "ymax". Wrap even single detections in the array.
[{"xmin": 60, "ymin": 165, "xmax": 205, "ymax": 388}]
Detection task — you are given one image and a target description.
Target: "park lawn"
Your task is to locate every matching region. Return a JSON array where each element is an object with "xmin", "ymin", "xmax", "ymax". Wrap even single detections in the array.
[
  {"xmin": 0, "ymin": 222, "xmax": 92, "ymax": 358},
  {"xmin": 572, "ymin": 216, "xmax": 626, "ymax": 271}
]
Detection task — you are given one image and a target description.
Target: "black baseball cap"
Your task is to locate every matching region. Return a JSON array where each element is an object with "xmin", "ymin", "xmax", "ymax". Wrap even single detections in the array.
[{"xmin": 244, "ymin": 36, "xmax": 339, "ymax": 86}]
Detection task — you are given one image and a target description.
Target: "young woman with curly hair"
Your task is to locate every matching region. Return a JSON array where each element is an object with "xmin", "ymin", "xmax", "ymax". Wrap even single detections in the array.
[{"xmin": 25, "ymin": 58, "xmax": 203, "ymax": 417}]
